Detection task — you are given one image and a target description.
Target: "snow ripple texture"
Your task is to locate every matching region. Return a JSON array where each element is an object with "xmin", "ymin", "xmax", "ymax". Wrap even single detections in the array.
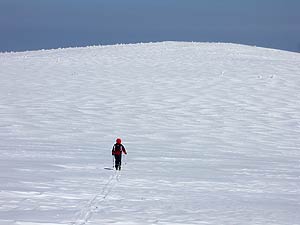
[{"xmin": 0, "ymin": 42, "xmax": 300, "ymax": 225}]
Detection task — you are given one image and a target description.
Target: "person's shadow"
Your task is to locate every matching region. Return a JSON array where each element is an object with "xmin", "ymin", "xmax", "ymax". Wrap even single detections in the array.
[{"xmin": 104, "ymin": 167, "xmax": 114, "ymax": 170}]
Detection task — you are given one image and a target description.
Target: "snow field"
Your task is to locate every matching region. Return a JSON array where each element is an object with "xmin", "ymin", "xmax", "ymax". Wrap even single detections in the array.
[{"xmin": 0, "ymin": 42, "xmax": 300, "ymax": 224}]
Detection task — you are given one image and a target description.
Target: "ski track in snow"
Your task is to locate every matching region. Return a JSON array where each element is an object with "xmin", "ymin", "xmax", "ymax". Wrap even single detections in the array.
[
  {"xmin": 73, "ymin": 171, "xmax": 120, "ymax": 225},
  {"xmin": 0, "ymin": 42, "xmax": 300, "ymax": 225}
]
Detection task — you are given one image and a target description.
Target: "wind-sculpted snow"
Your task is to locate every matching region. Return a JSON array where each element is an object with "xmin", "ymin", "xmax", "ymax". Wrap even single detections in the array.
[{"xmin": 0, "ymin": 42, "xmax": 300, "ymax": 225}]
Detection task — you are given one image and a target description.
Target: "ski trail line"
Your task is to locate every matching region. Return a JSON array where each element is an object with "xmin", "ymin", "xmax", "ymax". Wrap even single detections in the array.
[{"xmin": 72, "ymin": 171, "xmax": 119, "ymax": 225}]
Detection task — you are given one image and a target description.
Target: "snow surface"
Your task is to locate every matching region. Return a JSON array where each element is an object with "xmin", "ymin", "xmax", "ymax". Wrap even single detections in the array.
[{"xmin": 0, "ymin": 42, "xmax": 300, "ymax": 225}]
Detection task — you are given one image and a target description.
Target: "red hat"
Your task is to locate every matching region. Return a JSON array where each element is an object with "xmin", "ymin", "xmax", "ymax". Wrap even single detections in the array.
[{"xmin": 116, "ymin": 138, "xmax": 122, "ymax": 144}]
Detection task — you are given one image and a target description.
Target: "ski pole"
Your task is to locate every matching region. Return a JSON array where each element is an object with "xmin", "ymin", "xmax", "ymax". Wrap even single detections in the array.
[
  {"xmin": 124, "ymin": 154, "xmax": 127, "ymax": 165},
  {"xmin": 112, "ymin": 156, "xmax": 115, "ymax": 169}
]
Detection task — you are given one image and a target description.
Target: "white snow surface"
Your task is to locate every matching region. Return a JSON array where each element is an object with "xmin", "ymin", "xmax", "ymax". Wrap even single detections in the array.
[{"xmin": 0, "ymin": 42, "xmax": 300, "ymax": 225}]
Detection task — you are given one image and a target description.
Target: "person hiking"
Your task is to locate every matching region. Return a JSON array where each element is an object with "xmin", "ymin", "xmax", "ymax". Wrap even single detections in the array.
[{"xmin": 112, "ymin": 138, "xmax": 127, "ymax": 170}]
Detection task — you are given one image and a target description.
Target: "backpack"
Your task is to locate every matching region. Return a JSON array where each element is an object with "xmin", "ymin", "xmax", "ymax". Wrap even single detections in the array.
[{"xmin": 113, "ymin": 144, "xmax": 123, "ymax": 155}]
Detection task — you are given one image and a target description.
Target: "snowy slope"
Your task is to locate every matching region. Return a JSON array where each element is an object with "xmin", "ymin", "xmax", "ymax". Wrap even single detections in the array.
[{"xmin": 0, "ymin": 42, "xmax": 300, "ymax": 225}]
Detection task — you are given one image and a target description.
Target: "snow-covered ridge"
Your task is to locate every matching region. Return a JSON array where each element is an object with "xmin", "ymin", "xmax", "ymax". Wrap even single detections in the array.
[
  {"xmin": 1, "ymin": 41, "xmax": 299, "ymax": 56},
  {"xmin": 0, "ymin": 42, "xmax": 300, "ymax": 225}
]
